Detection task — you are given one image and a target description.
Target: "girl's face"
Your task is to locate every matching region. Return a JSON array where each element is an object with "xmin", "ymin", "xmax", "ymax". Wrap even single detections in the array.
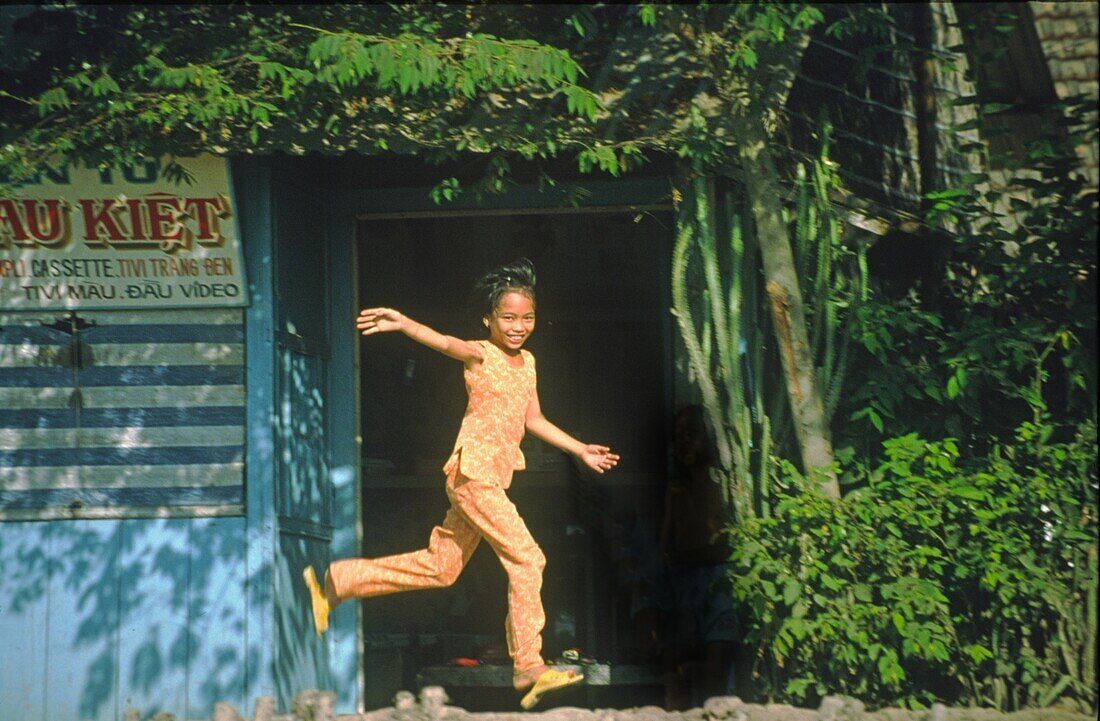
[{"xmin": 485, "ymin": 290, "xmax": 536, "ymax": 352}]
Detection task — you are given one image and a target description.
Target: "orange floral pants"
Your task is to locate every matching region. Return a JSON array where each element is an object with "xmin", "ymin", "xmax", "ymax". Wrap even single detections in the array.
[{"xmin": 327, "ymin": 464, "xmax": 547, "ymax": 673}]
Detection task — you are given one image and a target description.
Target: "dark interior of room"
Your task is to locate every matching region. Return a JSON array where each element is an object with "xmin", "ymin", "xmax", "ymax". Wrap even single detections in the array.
[{"xmin": 356, "ymin": 209, "xmax": 674, "ymax": 709}]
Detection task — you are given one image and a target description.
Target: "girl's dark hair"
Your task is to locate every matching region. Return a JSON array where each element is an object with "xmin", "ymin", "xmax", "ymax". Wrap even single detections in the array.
[{"xmin": 472, "ymin": 258, "xmax": 537, "ymax": 318}]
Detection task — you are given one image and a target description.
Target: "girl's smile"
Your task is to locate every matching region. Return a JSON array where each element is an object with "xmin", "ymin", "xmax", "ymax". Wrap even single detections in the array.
[{"xmin": 486, "ymin": 291, "xmax": 536, "ymax": 353}]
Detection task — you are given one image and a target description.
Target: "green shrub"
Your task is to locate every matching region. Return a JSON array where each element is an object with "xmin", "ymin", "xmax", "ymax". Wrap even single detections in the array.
[{"xmin": 728, "ymin": 420, "xmax": 1097, "ymax": 711}]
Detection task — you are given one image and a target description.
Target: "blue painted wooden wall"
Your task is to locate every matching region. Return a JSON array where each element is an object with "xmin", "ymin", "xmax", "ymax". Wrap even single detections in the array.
[
  {"xmin": 0, "ymin": 312, "xmax": 251, "ymax": 719},
  {"xmin": 0, "ymin": 154, "xmax": 359, "ymax": 719},
  {"xmin": 0, "ymin": 517, "xmax": 249, "ymax": 720}
]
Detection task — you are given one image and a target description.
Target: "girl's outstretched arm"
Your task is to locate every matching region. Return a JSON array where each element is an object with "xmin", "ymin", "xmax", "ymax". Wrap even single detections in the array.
[
  {"xmin": 525, "ymin": 389, "xmax": 620, "ymax": 474},
  {"xmin": 356, "ymin": 307, "xmax": 484, "ymax": 364}
]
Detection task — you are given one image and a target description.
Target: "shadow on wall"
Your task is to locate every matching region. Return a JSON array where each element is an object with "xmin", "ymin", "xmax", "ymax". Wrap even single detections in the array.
[{"xmin": 0, "ymin": 515, "xmax": 258, "ymax": 721}]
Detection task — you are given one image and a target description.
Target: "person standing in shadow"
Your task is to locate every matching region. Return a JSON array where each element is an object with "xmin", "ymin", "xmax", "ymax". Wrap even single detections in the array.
[{"xmin": 660, "ymin": 405, "xmax": 737, "ymax": 710}]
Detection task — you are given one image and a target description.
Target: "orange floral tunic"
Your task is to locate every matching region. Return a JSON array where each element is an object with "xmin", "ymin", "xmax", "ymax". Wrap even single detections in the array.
[{"xmin": 443, "ymin": 339, "xmax": 536, "ymax": 488}]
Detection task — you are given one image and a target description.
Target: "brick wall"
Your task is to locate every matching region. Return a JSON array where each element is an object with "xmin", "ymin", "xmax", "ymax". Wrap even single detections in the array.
[{"xmin": 1030, "ymin": 1, "xmax": 1100, "ymax": 187}]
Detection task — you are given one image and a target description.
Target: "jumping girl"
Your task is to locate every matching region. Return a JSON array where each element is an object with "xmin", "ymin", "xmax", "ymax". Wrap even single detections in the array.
[{"xmin": 303, "ymin": 258, "xmax": 620, "ymax": 709}]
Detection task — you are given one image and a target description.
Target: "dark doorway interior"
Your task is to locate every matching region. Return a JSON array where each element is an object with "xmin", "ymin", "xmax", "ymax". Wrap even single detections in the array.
[{"xmin": 356, "ymin": 209, "xmax": 674, "ymax": 709}]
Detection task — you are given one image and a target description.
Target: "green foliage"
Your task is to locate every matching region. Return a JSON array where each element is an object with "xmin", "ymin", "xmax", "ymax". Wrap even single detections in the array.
[
  {"xmin": 784, "ymin": 125, "xmax": 867, "ymax": 425},
  {"xmin": 840, "ymin": 92, "xmax": 1097, "ymax": 457},
  {"xmin": 843, "ymin": 301, "xmax": 1088, "ymax": 449},
  {"xmin": 672, "ymin": 123, "xmax": 864, "ymax": 519},
  {"xmin": 672, "ymin": 175, "xmax": 765, "ymax": 522},
  {"xmin": 0, "ymin": 5, "xmax": 607, "ymax": 194},
  {"xmin": 295, "ymin": 25, "xmax": 589, "ymax": 98},
  {"xmin": 929, "ymin": 96, "xmax": 1096, "ymax": 337},
  {"xmin": 730, "ymin": 25, "xmax": 1099, "ymax": 710},
  {"xmin": 0, "ymin": 3, "xmax": 837, "ymax": 198},
  {"xmin": 718, "ymin": 39, "xmax": 1095, "ymax": 721},
  {"xmin": 731, "ymin": 420, "xmax": 1097, "ymax": 711},
  {"xmin": 725, "ymin": 4, "xmax": 825, "ymax": 70}
]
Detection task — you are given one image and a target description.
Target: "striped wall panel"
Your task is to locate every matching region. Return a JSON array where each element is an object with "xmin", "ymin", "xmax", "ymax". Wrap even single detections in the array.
[{"xmin": 0, "ymin": 309, "xmax": 245, "ymax": 520}]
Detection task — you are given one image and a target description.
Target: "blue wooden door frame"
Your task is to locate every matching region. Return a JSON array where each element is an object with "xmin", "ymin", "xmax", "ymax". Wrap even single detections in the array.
[
  {"xmin": 234, "ymin": 156, "xmax": 279, "ymax": 707},
  {"xmin": 238, "ymin": 155, "xmax": 344, "ymax": 711}
]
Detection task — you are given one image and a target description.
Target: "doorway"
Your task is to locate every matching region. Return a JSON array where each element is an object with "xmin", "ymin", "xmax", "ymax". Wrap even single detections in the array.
[{"xmin": 355, "ymin": 208, "xmax": 674, "ymax": 708}]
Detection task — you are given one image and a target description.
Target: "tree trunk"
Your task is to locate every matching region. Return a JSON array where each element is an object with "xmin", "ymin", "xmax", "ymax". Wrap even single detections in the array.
[
  {"xmin": 913, "ymin": 0, "xmax": 948, "ymax": 309},
  {"xmin": 733, "ymin": 117, "xmax": 840, "ymax": 497}
]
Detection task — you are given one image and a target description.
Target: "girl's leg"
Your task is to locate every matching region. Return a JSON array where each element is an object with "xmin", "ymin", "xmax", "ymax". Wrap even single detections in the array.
[
  {"xmin": 326, "ymin": 503, "xmax": 480, "ymax": 603},
  {"xmin": 446, "ymin": 474, "xmax": 546, "ymax": 677}
]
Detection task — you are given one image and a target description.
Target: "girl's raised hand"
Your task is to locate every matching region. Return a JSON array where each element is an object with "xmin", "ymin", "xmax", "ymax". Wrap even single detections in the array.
[
  {"xmin": 580, "ymin": 444, "xmax": 620, "ymax": 474},
  {"xmin": 356, "ymin": 307, "xmax": 406, "ymax": 336}
]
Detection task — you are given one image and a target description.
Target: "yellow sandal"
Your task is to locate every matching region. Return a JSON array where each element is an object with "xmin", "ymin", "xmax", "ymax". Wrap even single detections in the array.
[
  {"xmin": 519, "ymin": 668, "xmax": 584, "ymax": 709},
  {"xmin": 302, "ymin": 566, "xmax": 330, "ymax": 637}
]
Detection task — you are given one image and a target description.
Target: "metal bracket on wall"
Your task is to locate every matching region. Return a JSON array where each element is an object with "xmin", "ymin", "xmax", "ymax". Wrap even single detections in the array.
[{"xmin": 275, "ymin": 329, "xmax": 330, "ymax": 359}]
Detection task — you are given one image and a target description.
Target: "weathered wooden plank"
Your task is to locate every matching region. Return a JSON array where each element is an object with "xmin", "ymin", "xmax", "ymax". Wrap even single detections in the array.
[
  {"xmin": 1, "ymin": 406, "xmax": 244, "ymax": 429},
  {"xmin": 186, "ymin": 516, "xmax": 249, "ymax": 719},
  {"xmin": 44, "ymin": 519, "xmax": 122, "ymax": 721},
  {"xmin": 79, "ymin": 309, "xmax": 245, "ymax": 326},
  {"xmin": 82, "ymin": 324, "xmax": 245, "ymax": 344},
  {"xmin": 0, "ymin": 342, "xmax": 69, "ymax": 367},
  {"xmin": 0, "ymin": 504, "xmax": 243, "ymax": 522},
  {"xmin": 1, "ymin": 426, "xmax": 246, "ymax": 452},
  {"xmin": 0, "ymin": 522, "xmax": 50, "ymax": 721},
  {"xmin": 4, "ymin": 462, "xmax": 242, "ymax": 490},
  {"xmin": 0, "ymin": 324, "xmax": 244, "ymax": 345},
  {"xmin": 116, "ymin": 518, "xmax": 190, "ymax": 717},
  {"xmin": 0, "ymin": 486, "xmax": 242, "ymax": 511},
  {"xmin": 236, "ymin": 154, "xmax": 280, "ymax": 710},
  {"xmin": 0, "ymin": 427, "xmax": 78, "ymax": 452},
  {"xmin": 0, "ymin": 309, "xmax": 244, "ymax": 327},
  {"xmin": 2, "ymin": 444, "xmax": 243, "ymax": 468},
  {"xmin": 0, "ymin": 384, "xmax": 246, "ymax": 409},
  {"xmin": 90, "ymin": 342, "xmax": 244, "ymax": 367},
  {"xmin": 0, "ymin": 364, "xmax": 243, "ymax": 387},
  {"xmin": 276, "ymin": 536, "xmax": 335, "ymax": 705}
]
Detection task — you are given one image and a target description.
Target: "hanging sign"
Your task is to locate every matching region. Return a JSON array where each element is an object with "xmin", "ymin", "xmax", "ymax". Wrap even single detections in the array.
[{"xmin": 0, "ymin": 155, "xmax": 248, "ymax": 310}]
